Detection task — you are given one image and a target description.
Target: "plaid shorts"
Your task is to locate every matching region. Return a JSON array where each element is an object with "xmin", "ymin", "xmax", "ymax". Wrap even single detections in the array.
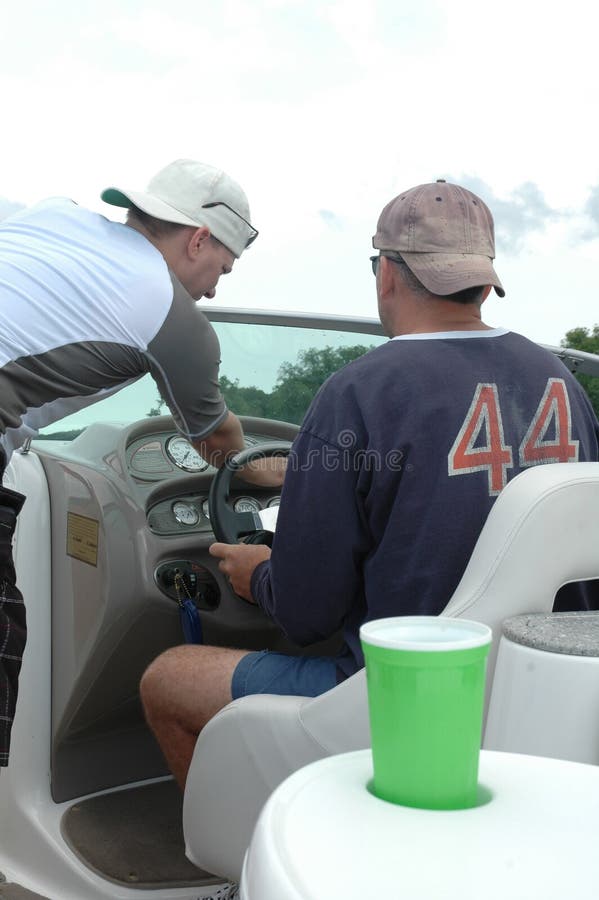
[{"xmin": 0, "ymin": 484, "xmax": 26, "ymax": 767}]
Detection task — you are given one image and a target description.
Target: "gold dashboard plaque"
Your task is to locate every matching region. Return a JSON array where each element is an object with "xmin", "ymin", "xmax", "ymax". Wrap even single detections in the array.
[{"xmin": 67, "ymin": 513, "xmax": 99, "ymax": 566}]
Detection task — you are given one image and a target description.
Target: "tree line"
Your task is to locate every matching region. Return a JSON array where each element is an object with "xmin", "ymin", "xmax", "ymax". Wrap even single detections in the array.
[
  {"xmin": 219, "ymin": 344, "xmax": 374, "ymax": 424},
  {"xmin": 37, "ymin": 329, "xmax": 599, "ymax": 441},
  {"xmin": 560, "ymin": 326, "xmax": 599, "ymax": 418},
  {"xmin": 219, "ymin": 330, "xmax": 599, "ymax": 424}
]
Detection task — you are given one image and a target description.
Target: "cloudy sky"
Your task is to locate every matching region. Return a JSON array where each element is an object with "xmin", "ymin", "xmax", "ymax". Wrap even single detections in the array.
[{"xmin": 1, "ymin": 0, "xmax": 598, "ymax": 345}]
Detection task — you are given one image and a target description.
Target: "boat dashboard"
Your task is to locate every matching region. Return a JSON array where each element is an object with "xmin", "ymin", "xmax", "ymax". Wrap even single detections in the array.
[{"xmin": 19, "ymin": 413, "xmax": 307, "ymax": 800}]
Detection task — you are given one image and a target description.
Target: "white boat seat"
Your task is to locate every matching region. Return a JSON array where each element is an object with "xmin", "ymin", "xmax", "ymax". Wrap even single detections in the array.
[
  {"xmin": 183, "ymin": 461, "xmax": 599, "ymax": 881},
  {"xmin": 484, "ymin": 610, "xmax": 599, "ymax": 763}
]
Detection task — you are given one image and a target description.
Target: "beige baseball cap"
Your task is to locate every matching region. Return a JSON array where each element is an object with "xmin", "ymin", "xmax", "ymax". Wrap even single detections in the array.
[
  {"xmin": 101, "ymin": 158, "xmax": 257, "ymax": 258},
  {"xmin": 372, "ymin": 180, "xmax": 505, "ymax": 297}
]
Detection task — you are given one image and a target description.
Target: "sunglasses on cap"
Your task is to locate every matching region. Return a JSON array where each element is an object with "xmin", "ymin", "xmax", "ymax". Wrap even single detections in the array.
[{"xmin": 202, "ymin": 201, "xmax": 259, "ymax": 247}]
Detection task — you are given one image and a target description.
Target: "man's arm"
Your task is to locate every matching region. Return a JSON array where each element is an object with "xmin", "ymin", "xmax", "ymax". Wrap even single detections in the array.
[
  {"xmin": 192, "ymin": 411, "xmax": 286, "ymax": 487},
  {"xmin": 145, "ymin": 293, "xmax": 284, "ymax": 486},
  {"xmin": 238, "ymin": 429, "xmax": 369, "ymax": 645},
  {"xmin": 191, "ymin": 410, "xmax": 244, "ymax": 469},
  {"xmin": 209, "ymin": 542, "xmax": 270, "ymax": 600}
]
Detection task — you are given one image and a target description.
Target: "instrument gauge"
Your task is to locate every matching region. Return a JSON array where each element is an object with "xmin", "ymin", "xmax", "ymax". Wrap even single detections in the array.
[
  {"xmin": 267, "ymin": 497, "xmax": 281, "ymax": 508},
  {"xmin": 166, "ymin": 436, "xmax": 209, "ymax": 472},
  {"xmin": 233, "ymin": 496, "xmax": 262, "ymax": 514},
  {"xmin": 172, "ymin": 501, "xmax": 200, "ymax": 526}
]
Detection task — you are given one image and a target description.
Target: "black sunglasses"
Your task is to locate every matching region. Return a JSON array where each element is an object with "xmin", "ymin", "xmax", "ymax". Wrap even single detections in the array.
[
  {"xmin": 370, "ymin": 252, "xmax": 404, "ymax": 276},
  {"xmin": 202, "ymin": 201, "xmax": 259, "ymax": 247}
]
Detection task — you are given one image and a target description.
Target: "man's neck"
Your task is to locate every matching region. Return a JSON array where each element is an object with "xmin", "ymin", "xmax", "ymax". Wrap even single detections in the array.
[
  {"xmin": 390, "ymin": 299, "xmax": 491, "ymax": 337},
  {"xmin": 400, "ymin": 320, "xmax": 493, "ymax": 335}
]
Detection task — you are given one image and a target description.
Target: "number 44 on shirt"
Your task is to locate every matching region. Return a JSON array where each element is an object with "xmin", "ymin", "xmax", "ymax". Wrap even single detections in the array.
[{"xmin": 448, "ymin": 378, "xmax": 579, "ymax": 496}]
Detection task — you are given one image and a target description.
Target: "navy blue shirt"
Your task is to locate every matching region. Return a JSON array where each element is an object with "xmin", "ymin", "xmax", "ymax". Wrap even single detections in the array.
[{"xmin": 251, "ymin": 329, "xmax": 599, "ymax": 679}]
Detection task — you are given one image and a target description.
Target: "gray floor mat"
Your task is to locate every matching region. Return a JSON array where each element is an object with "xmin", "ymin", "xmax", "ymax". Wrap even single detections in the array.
[{"xmin": 61, "ymin": 778, "xmax": 220, "ymax": 888}]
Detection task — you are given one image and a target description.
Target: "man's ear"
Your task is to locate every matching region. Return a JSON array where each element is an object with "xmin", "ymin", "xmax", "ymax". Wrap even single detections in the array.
[
  {"xmin": 187, "ymin": 225, "xmax": 211, "ymax": 258},
  {"xmin": 379, "ymin": 255, "xmax": 397, "ymax": 297}
]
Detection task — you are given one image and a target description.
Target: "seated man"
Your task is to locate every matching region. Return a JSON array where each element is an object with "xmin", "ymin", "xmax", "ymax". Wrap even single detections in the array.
[{"xmin": 140, "ymin": 179, "xmax": 599, "ymax": 790}]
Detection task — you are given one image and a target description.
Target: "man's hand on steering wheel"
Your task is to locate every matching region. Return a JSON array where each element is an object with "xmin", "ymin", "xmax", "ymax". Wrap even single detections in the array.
[
  {"xmin": 193, "ymin": 414, "xmax": 288, "ymax": 488},
  {"xmin": 238, "ymin": 454, "xmax": 287, "ymax": 487},
  {"xmin": 207, "ymin": 442, "xmax": 291, "ymax": 601},
  {"xmin": 208, "ymin": 442, "xmax": 291, "ymax": 544},
  {"xmin": 209, "ymin": 542, "xmax": 271, "ymax": 602}
]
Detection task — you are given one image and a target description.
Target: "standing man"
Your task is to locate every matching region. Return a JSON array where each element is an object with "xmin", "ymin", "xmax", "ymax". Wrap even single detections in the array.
[
  {"xmin": 140, "ymin": 179, "xmax": 599, "ymax": 789},
  {"xmin": 0, "ymin": 158, "xmax": 279, "ymax": 766}
]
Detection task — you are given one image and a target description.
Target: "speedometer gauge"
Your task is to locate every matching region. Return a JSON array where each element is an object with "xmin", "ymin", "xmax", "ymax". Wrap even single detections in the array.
[
  {"xmin": 233, "ymin": 496, "xmax": 261, "ymax": 514},
  {"xmin": 172, "ymin": 501, "xmax": 200, "ymax": 526},
  {"xmin": 166, "ymin": 436, "xmax": 209, "ymax": 472}
]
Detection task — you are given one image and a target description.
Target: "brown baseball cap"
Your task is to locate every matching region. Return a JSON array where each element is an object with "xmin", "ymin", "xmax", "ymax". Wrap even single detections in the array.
[{"xmin": 372, "ymin": 180, "xmax": 505, "ymax": 297}]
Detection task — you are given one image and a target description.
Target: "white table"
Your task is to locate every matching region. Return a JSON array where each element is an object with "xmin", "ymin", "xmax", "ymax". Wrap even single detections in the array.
[{"xmin": 241, "ymin": 748, "xmax": 599, "ymax": 900}]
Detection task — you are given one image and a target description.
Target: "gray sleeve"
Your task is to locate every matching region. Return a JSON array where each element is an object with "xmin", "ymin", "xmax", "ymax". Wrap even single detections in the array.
[{"xmin": 145, "ymin": 276, "xmax": 227, "ymax": 439}]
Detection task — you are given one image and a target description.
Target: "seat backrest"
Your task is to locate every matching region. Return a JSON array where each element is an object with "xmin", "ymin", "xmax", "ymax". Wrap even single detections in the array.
[
  {"xmin": 303, "ymin": 462, "xmax": 599, "ymax": 736},
  {"xmin": 185, "ymin": 461, "xmax": 599, "ymax": 880}
]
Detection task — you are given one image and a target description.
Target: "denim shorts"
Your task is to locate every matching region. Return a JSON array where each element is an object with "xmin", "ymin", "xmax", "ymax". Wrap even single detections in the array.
[{"xmin": 231, "ymin": 650, "xmax": 338, "ymax": 700}]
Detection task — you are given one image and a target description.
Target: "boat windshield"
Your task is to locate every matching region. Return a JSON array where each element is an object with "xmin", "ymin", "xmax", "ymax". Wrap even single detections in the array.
[{"xmin": 37, "ymin": 313, "xmax": 387, "ymax": 441}]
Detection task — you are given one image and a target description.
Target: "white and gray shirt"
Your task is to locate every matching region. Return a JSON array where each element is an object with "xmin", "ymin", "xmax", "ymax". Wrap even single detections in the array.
[{"xmin": 0, "ymin": 198, "xmax": 227, "ymax": 459}]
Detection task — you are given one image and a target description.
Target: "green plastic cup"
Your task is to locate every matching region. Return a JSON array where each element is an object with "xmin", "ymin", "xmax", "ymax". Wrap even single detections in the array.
[{"xmin": 360, "ymin": 616, "xmax": 492, "ymax": 810}]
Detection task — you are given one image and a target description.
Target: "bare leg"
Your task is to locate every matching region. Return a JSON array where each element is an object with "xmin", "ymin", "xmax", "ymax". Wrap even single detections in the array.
[{"xmin": 140, "ymin": 644, "xmax": 250, "ymax": 790}]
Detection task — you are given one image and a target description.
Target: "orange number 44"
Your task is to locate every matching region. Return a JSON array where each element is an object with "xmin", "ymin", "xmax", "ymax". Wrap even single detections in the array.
[{"xmin": 448, "ymin": 379, "xmax": 579, "ymax": 496}]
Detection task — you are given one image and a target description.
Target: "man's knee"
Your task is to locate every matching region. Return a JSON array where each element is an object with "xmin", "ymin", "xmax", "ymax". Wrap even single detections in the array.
[
  {"xmin": 139, "ymin": 644, "xmax": 249, "ymax": 721},
  {"xmin": 140, "ymin": 648, "xmax": 167, "ymax": 717},
  {"xmin": 140, "ymin": 644, "xmax": 202, "ymax": 714}
]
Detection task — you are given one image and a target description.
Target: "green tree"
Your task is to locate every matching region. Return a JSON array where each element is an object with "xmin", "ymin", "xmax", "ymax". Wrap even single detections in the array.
[
  {"xmin": 219, "ymin": 344, "xmax": 375, "ymax": 424},
  {"xmin": 147, "ymin": 397, "xmax": 167, "ymax": 416},
  {"xmin": 268, "ymin": 344, "xmax": 374, "ymax": 423},
  {"xmin": 561, "ymin": 325, "xmax": 599, "ymax": 418},
  {"xmin": 219, "ymin": 375, "xmax": 272, "ymax": 418},
  {"xmin": 144, "ymin": 345, "xmax": 375, "ymax": 426}
]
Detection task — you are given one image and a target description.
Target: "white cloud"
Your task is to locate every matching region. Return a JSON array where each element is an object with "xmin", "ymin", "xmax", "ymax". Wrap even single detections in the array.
[
  {"xmin": 0, "ymin": 0, "xmax": 598, "ymax": 344},
  {"xmin": 0, "ymin": 198, "xmax": 25, "ymax": 221}
]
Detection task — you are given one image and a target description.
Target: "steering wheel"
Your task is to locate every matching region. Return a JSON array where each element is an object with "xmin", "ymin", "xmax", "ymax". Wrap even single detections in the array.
[{"xmin": 208, "ymin": 441, "xmax": 292, "ymax": 544}]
